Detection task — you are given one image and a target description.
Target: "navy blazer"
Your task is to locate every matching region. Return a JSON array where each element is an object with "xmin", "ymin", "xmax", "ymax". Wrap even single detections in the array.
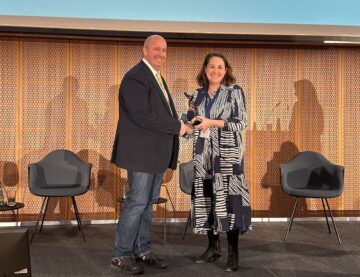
[{"xmin": 111, "ymin": 61, "xmax": 180, "ymax": 173}]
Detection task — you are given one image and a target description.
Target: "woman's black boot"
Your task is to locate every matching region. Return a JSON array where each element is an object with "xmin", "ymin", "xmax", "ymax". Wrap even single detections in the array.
[
  {"xmin": 195, "ymin": 230, "xmax": 221, "ymax": 263},
  {"xmin": 225, "ymin": 230, "xmax": 239, "ymax": 271}
]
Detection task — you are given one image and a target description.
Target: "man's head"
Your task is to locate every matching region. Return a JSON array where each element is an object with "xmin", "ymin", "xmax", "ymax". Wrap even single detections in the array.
[{"xmin": 143, "ymin": 35, "xmax": 167, "ymax": 71}]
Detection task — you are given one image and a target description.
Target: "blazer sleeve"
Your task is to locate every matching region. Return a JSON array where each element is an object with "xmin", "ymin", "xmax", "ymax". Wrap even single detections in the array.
[
  {"xmin": 222, "ymin": 85, "xmax": 248, "ymax": 132},
  {"xmin": 120, "ymin": 72, "xmax": 181, "ymax": 135}
]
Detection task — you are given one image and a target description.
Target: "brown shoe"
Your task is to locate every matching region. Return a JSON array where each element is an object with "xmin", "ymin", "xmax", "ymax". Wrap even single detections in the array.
[
  {"xmin": 111, "ymin": 257, "xmax": 144, "ymax": 275},
  {"xmin": 139, "ymin": 252, "xmax": 167, "ymax": 269}
]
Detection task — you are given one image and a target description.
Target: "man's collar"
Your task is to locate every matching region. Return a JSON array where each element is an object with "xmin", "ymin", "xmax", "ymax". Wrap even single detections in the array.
[{"xmin": 142, "ymin": 58, "xmax": 158, "ymax": 76}]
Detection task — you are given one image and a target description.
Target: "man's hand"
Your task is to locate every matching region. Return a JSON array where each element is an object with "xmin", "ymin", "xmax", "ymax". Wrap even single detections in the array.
[
  {"xmin": 185, "ymin": 124, "xmax": 194, "ymax": 135},
  {"xmin": 180, "ymin": 121, "xmax": 187, "ymax": 136}
]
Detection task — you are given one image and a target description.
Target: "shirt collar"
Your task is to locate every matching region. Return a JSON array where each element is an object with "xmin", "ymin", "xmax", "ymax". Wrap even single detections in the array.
[{"xmin": 142, "ymin": 58, "xmax": 159, "ymax": 76}]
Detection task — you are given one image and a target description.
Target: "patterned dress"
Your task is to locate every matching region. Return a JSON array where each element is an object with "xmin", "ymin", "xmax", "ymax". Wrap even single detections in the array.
[{"xmin": 191, "ymin": 84, "xmax": 251, "ymax": 234}]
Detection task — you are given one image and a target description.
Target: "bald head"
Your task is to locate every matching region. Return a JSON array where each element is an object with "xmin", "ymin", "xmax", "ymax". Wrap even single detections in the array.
[
  {"xmin": 143, "ymin": 35, "xmax": 167, "ymax": 71},
  {"xmin": 144, "ymin": 35, "xmax": 166, "ymax": 48}
]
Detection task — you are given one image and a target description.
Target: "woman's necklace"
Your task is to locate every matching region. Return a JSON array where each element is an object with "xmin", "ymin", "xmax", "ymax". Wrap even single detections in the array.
[
  {"xmin": 209, "ymin": 91, "xmax": 217, "ymax": 97},
  {"xmin": 208, "ymin": 86, "xmax": 219, "ymax": 97}
]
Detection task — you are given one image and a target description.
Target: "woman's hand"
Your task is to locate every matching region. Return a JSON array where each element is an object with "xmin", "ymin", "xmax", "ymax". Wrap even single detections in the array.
[
  {"xmin": 195, "ymin": 116, "xmax": 209, "ymax": 129},
  {"xmin": 195, "ymin": 116, "xmax": 225, "ymax": 130}
]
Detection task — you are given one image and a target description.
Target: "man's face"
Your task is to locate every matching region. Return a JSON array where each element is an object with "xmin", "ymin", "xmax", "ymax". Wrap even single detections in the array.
[{"xmin": 143, "ymin": 37, "xmax": 167, "ymax": 71}]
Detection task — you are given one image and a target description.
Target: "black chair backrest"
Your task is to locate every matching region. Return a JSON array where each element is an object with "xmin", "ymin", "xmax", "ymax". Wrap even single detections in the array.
[
  {"xmin": 36, "ymin": 150, "xmax": 84, "ymax": 186},
  {"xmin": 28, "ymin": 149, "xmax": 92, "ymax": 196},
  {"xmin": 179, "ymin": 160, "xmax": 193, "ymax": 195},
  {"xmin": 281, "ymin": 151, "xmax": 344, "ymax": 194},
  {"xmin": 287, "ymin": 151, "xmax": 327, "ymax": 169}
]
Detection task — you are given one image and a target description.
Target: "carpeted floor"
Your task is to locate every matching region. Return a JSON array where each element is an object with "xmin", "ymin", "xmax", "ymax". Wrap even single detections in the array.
[{"xmin": 25, "ymin": 221, "xmax": 360, "ymax": 276}]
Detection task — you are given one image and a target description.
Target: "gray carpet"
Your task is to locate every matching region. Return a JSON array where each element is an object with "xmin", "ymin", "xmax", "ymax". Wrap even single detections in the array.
[{"xmin": 28, "ymin": 221, "xmax": 360, "ymax": 276}]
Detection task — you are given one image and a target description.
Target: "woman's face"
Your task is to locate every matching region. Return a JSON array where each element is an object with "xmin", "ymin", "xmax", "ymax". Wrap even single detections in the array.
[{"xmin": 205, "ymin": 56, "xmax": 227, "ymax": 86}]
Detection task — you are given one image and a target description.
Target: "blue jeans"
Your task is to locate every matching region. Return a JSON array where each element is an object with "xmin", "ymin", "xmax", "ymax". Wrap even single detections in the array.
[{"xmin": 113, "ymin": 171, "xmax": 164, "ymax": 258}]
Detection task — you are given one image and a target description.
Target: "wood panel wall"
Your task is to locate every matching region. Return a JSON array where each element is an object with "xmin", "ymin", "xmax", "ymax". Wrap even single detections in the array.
[{"xmin": 1, "ymin": 36, "xmax": 359, "ymax": 221}]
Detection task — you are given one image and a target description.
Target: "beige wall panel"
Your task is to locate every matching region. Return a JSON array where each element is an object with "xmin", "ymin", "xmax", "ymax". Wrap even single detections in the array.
[
  {"xmin": 70, "ymin": 40, "xmax": 118, "ymax": 219},
  {"xmin": 299, "ymin": 49, "xmax": 340, "ymax": 157},
  {"xmin": 253, "ymin": 48, "xmax": 297, "ymax": 216},
  {"xmin": 0, "ymin": 38, "xmax": 17, "ymax": 161},
  {"xmin": 0, "ymin": 38, "xmax": 19, "ymax": 221},
  {"xmin": 1, "ymin": 36, "xmax": 359, "ymax": 221},
  {"xmin": 343, "ymin": 48, "xmax": 360, "ymax": 213},
  {"xmin": 19, "ymin": 38, "xmax": 68, "ymax": 220},
  {"xmin": 118, "ymin": 42, "xmax": 143, "ymax": 78},
  {"xmin": 299, "ymin": 49, "xmax": 341, "ymax": 212}
]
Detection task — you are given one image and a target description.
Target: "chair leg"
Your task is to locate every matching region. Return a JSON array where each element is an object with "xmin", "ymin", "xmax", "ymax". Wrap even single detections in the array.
[
  {"xmin": 182, "ymin": 210, "xmax": 191, "ymax": 240},
  {"xmin": 31, "ymin": 197, "xmax": 48, "ymax": 243},
  {"xmin": 284, "ymin": 197, "xmax": 299, "ymax": 241},
  {"xmin": 40, "ymin": 197, "xmax": 50, "ymax": 232},
  {"xmin": 324, "ymin": 198, "xmax": 341, "ymax": 244},
  {"xmin": 321, "ymin": 198, "xmax": 331, "ymax": 234},
  {"xmin": 71, "ymin": 196, "xmax": 86, "ymax": 241},
  {"xmin": 72, "ymin": 198, "xmax": 82, "ymax": 231}
]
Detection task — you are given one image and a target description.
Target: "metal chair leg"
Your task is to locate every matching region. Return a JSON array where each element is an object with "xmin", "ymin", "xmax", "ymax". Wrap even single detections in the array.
[
  {"xmin": 31, "ymin": 197, "xmax": 48, "ymax": 243},
  {"xmin": 72, "ymin": 197, "xmax": 82, "ymax": 231},
  {"xmin": 71, "ymin": 196, "xmax": 86, "ymax": 241},
  {"xmin": 284, "ymin": 197, "xmax": 299, "ymax": 241},
  {"xmin": 40, "ymin": 197, "xmax": 50, "ymax": 232},
  {"xmin": 182, "ymin": 210, "xmax": 191, "ymax": 240},
  {"xmin": 324, "ymin": 198, "xmax": 341, "ymax": 244},
  {"xmin": 321, "ymin": 198, "xmax": 331, "ymax": 234}
]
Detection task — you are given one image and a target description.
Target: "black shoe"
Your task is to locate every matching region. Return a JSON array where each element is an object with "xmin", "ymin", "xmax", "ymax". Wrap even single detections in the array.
[
  {"xmin": 195, "ymin": 246, "xmax": 222, "ymax": 264},
  {"xmin": 225, "ymin": 230, "xmax": 239, "ymax": 272},
  {"xmin": 139, "ymin": 252, "xmax": 167, "ymax": 269},
  {"xmin": 224, "ymin": 246, "xmax": 238, "ymax": 272},
  {"xmin": 111, "ymin": 257, "xmax": 144, "ymax": 275},
  {"xmin": 224, "ymin": 254, "xmax": 238, "ymax": 272},
  {"xmin": 195, "ymin": 230, "xmax": 222, "ymax": 264}
]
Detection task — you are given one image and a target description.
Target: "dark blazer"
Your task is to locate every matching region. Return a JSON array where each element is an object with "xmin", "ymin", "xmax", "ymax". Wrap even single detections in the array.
[{"xmin": 111, "ymin": 60, "xmax": 180, "ymax": 173}]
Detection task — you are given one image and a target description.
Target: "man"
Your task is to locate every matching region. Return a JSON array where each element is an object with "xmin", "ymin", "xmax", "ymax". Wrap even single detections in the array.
[{"xmin": 110, "ymin": 35, "xmax": 187, "ymax": 274}]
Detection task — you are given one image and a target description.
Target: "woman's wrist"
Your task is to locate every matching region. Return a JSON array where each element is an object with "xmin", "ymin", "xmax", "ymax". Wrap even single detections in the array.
[{"xmin": 211, "ymin": 119, "xmax": 225, "ymax": 128}]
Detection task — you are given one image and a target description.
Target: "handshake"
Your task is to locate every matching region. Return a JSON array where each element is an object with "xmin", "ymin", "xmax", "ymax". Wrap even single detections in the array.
[
  {"xmin": 179, "ymin": 92, "xmax": 202, "ymax": 136},
  {"xmin": 180, "ymin": 121, "xmax": 194, "ymax": 136}
]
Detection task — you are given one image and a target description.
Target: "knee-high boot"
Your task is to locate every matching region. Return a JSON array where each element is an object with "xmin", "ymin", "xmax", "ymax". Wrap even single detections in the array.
[
  {"xmin": 195, "ymin": 230, "xmax": 222, "ymax": 263},
  {"xmin": 225, "ymin": 230, "xmax": 239, "ymax": 271}
]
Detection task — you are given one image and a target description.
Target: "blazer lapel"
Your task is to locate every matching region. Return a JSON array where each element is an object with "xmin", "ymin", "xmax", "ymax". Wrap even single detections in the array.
[
  {"xmin": 162, "ymin": 77, "xmax": 178, "ymax": 118},
  {"xmin": 150, "ymin": 73, "xmax": 174, "ymax": 116},
  {"xmin": 140, "ymin": 61, "xmax": 175, "ymax": 117}
]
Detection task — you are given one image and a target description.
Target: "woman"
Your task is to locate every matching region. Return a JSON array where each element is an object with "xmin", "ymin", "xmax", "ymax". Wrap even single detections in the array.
[{"xmin": 188, "ymin": 52, "xmax": 251, "ymax": 272}]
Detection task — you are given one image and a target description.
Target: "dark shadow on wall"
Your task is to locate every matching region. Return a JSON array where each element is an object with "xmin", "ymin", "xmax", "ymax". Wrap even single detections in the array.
[
  {"xmin": 289, "ymin": 79, "xmax": 324, "ymax": 152},
  {"xmin": 258, "ymin": 79, "xmax": 324, "ymax": 217},
  {"xmin": 42, "ymin": 76, "xmax": 97, "ymax": 220},
  {"xmin": 73, "ymin": 84, "xmax": 120, "ymax": 218}
]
